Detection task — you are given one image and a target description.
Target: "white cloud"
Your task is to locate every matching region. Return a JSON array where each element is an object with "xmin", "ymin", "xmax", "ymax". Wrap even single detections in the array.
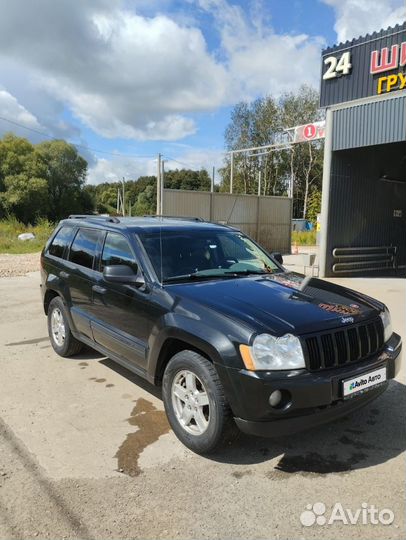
[
  {"xmin": 87, "ymin": 146, "xmax": 225, "ymax": 185},
  {"xmin": 0, "ymin": 1, "xmax": 227, "ymax": 141},
  {"xmin": 198, "ymin": 0, "xmax": 324, "ymax": 97},
  {"xmin": 164, "ymin": 147, "xmax": 225, "ymax": 178},
  {"xmin": 322, "ymin": 0, "xmax": 406, "ymax": 43},
  {"xmin": 87, "ymin": 155, "xmax": 157, "ymax": 184},
  {"xmin": 0, "ymin": 88, "xmax": 42, "ymax": 132},
  {"xmin": 0, "ymin": 0, "xmax": 325, "ymax": 142}
]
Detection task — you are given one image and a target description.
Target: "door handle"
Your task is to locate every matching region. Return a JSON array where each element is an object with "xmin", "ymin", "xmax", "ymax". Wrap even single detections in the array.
[
  {"xmin": 92, "ymin": 285, "xmax": 107, "ymax": 294},
  {"xmin": 59, "ymin": 271, "xmax": 70, "ymax": 279}
]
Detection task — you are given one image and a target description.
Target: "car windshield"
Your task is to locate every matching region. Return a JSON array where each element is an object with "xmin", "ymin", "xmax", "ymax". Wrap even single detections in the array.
[{"xmin": 139, "ymin": 229, "xmax": 281, "ymax": 283}]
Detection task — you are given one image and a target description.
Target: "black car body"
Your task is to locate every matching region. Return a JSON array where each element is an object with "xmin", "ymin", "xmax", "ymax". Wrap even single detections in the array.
[{"xmin": 40, "ymin": 216, "xmax": 402, "ymax": 453}]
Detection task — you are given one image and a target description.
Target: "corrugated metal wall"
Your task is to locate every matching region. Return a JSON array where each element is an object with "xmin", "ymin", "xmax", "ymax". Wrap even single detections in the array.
[
  {"xmin": 325, "ymin": 142, "xmax": 406, "ymax": 276},
  {"xmin": 162, "ymin": 189, "xmax": 292, "ymax": 254},
  {"xmin": 332, "ymin": 96, "xmax": 406, "ymax": 150}
]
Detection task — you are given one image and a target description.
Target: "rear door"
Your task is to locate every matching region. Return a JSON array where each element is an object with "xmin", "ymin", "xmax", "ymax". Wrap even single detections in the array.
[
  {"xmin": 64, "ymin": 227, "xmax": 103, "ymax": 339},
  {"xmin": 91, "ymin": 231, "xmax": 153, "ymax": 371}
]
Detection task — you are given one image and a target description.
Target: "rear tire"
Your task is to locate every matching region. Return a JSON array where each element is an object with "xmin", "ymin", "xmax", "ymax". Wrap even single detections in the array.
[
  {"xmin": 47, "ymin": 296, "xmax": 83, "ymax": 357},
  {"xmin": 162, "ymin": 350, "xmax": 238, "ymax": 454}
]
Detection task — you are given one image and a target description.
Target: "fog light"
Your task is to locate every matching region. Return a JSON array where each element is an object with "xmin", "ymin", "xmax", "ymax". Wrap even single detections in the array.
[{"xmin": 269, "ymin": 390, "xmax": 282, "ymax": 407}]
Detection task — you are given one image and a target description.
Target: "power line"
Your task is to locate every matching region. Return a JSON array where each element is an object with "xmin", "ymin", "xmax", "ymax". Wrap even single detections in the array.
[
  {"xmin": 0, "ymin": 115, "xmax": 156, "ymax": 159},
  {"xmin": 163, "ymin": 155, "xmax": 213, "ymax": 171}
]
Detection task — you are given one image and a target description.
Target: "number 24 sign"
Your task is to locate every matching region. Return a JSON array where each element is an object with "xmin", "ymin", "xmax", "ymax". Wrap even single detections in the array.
[{"xmin": 323, "ymin": 51, "xmax": 352, "ymax": 80}]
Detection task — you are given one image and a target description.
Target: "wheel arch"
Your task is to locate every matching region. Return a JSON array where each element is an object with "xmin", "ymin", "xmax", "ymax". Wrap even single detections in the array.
[
  {"xmin": 43, "ymin": 288, "xmax": 60, "ymax": 314},
  {"xmin": 153, "ymin": 336, "xmax": 219, "ymax": 386}
]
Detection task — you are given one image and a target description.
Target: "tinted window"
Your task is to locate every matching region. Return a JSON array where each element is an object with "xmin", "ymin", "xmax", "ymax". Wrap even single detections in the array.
[
  {"xmin": 101, "ymin": 232, "xmax": 136, "ymax": 271},
  {"xmin": 69, "ymin": 228, "xmax": 100, "ymax": 269},
  {"xmin": 140, "ymin": 230, "xmax": 279, "ymax": 282},
  {"xmin": 48, "ymin": 227, "xmax": 74, "ymax": 258}
]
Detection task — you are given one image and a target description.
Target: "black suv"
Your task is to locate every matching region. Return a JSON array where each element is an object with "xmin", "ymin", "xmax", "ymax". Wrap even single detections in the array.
[{"xmin": 41, "ymin": 215, "xmax": 402, "ymax": 453}]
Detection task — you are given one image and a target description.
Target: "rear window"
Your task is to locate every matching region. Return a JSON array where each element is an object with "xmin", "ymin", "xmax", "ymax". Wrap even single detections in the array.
[
  {"xmin": 69, "ymin": 228, "xmax": 101, "ymax": 270},
  {"xmin": 48, "ymin": 227, "xmax": 74, "ymax": 259}
]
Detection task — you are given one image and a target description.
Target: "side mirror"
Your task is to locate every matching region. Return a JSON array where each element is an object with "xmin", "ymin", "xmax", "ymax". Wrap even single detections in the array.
[
  {"xmin": 271, "ymin": 252, "xmax": 283, "ymax": 265},
  {"xmin": 103, "ymin": 264, "xmax": 145, "ymax": 287}
]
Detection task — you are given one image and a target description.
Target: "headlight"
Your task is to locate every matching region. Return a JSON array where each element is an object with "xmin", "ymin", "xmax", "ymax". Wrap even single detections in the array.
[
  {"xmin": 244, "ymin": 333, "xmax": 305, "ymax": 370},
  {"xmin": 380, "ymin": 309, "xmax": 392, "ymax": 343}
]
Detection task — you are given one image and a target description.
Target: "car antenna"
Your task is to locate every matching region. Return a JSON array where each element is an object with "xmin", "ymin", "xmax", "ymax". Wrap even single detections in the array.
[{"xmin": 159, "ymin": 218, "xmax": 163, "ymax": 285}]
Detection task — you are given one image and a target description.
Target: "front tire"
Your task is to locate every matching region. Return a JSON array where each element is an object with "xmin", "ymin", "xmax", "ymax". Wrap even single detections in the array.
[
  {"xmin": 47, "ymin": 296, "xmax": 83, "ymax": 357},
  {"xmin": 162, "ymin": 350, "xmax": 237, "ymax": 454}
]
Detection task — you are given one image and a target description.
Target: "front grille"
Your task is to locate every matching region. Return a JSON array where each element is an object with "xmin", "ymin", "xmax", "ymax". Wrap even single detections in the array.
[{"xmin": 303, "ymin": 318, "xmax": 385, "ymax": 371}]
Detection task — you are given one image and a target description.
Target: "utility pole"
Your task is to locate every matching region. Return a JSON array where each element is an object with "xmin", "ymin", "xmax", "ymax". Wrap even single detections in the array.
[
  {"xmin": 211, "ymin": 166, "xmax": 215, "ymax": 193},
  {"xmin": 161, "ymin": 159, "xmax": 165, "ymax": 215},
  {"xmin": 230, "ymin": 152, "xmax": 234, "ymax": 194},
  {"xmin": 156, "ymin": 153, "xmax": 161, "ymax": 215},
  {"xmin": 258, "ymin": 170, "xmax": 262, "ymax": 196},
  {"xmin": 122, "ymin": 177, "xmax": 126, "ymax": 217}
]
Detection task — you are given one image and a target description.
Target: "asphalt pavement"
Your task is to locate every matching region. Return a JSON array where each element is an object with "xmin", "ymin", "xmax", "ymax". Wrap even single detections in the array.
[{"xmin": 0, "ymin": 271, "xmax": 404, "ymax": 540}]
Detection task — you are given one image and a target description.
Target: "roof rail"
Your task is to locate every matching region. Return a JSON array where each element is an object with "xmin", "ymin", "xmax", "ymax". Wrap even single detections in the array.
[
  {"xmin": 68, "ymin": 214, "xmax": 120, "ymax": 224},
  {"xmin": 145, "ymin": 215, "xmax": 205, "ymax": 222}
]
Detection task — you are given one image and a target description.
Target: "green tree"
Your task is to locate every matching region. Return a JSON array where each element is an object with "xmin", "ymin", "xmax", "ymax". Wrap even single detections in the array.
[
  {"xmin": 133, "ymin": 185, "xmax": 157, "ymax": 216},
  {"xmin": 36, "ymin": 140, "xmax": 88, "ymax": 221},
  {"xmin": 307, "ymin": 186, "xmax": 322, "ymax": 225},
  {"xmin": 164, "ymin": 169, "xmax": 211, "ymax": 191},
  {"xmin": 0, "ymin": 134, "xmax": 49, "ymax": 222},
  {"xmin": 219, "ymin": 85, "xmax": 324, "ymax": 218},
  {"xmin": 1, "ymin": 174, "xmax": 48, "ymax": 223}
]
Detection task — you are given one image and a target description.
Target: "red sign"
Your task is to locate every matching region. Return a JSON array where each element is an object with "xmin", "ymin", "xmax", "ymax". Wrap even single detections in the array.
[
  {"xmin": 370, "ymin": 42, "xmax": 406, "ymax": 75},
  {"xmin": 303, "ymin": 124, "xmax": 317, "ymax": 140},
  {"xmin": 292, "ymin": 121, "xmax": 325, "ymax": 143}
]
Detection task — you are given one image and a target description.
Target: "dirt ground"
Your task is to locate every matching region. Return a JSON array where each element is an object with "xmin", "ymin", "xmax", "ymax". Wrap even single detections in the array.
[{"xmin": 0, "ymin": 270, "xmax": 404, "ymax": 540}]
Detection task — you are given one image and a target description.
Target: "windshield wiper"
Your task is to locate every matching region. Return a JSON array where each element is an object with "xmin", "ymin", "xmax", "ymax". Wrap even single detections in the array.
[
  {"xmin": 224, "ymin": 269, "xmax": 271, "ymax": 276},
  {"xmin": 163, "ymin": 272, "xmax": 242, "ymax": 283}
]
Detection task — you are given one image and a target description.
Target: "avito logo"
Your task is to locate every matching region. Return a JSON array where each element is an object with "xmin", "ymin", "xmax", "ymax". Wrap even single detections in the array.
[{"xmin": 300, "ymin": 502, "xmax": 394, "ymax": 527}]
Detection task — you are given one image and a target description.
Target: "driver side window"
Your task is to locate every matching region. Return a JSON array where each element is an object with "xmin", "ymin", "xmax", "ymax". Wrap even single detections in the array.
[{"xmin": 101, "ymin": 232, "xmax": 137, "ymax": 272}]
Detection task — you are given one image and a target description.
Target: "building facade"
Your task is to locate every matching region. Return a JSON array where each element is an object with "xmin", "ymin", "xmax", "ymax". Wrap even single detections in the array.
[{"xmin": 319, "ymin": 22, "xmax": 406, "ymax": 277}]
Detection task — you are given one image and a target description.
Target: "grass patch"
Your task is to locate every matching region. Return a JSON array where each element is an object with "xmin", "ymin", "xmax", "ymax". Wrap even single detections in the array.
[
  {"xmin": 292, "ymin": 230, "xmax": 317, "ymax": 246},
  {"xmin": 0, "ymin": 218, "xmax": 54, "ymax": 254}
]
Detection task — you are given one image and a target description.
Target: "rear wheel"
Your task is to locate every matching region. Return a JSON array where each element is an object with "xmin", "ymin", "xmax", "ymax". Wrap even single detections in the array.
[
  {"xmin": 47, "ymin": 296, "xmax": 83, "ymax": 357},
  {"xmin": 163, "ymin": 350, "xmax": 238, "ymax": 453}
]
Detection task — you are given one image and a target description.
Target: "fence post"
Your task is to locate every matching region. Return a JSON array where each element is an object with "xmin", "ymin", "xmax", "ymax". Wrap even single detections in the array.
[
  {"xmin": 255, "ymin": 195, "xmax": 260, "ymax": 243},
  {"xmin": 230, "ymin": 152, "xmax": 234, "ymax": 194},
  {"xmin": 156, "ymin": 153, "xmax": 161, "ymax": 215}
]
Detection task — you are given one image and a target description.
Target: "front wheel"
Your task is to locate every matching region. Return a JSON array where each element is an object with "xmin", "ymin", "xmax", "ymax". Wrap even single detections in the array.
[{"xmin": 162, "ymin": 350, "xmax": 238, "ymax": 454}]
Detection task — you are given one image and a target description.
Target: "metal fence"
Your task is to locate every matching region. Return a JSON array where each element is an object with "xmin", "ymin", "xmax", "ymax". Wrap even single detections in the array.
[{"xmin": 162, "ymin": 189, "xmax": 292, "ymax": 254}]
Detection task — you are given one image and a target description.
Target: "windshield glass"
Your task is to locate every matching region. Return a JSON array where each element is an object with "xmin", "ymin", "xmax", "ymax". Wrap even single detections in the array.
[{"xmin": 139, "ymin": 229, "xmax": 281, "ymax": 283}]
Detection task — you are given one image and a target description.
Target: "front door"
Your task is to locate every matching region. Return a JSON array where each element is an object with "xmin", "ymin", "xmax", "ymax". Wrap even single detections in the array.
[{"xmin": 91, "ymin": 231, "xmax": 152, "ymax": 371}]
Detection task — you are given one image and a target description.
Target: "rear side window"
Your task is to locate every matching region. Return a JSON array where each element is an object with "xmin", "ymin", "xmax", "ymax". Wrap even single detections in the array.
[
  {"xmin": 48, "ymin": 227, "xmax": 74, "ymax": 259},
  {"xmin": 69, "ymin": 228, "xmax": 101, "ymax": 270},
  {"xmin": 101, "ymin": 232, "xmax": 136, "ymax": 271}
]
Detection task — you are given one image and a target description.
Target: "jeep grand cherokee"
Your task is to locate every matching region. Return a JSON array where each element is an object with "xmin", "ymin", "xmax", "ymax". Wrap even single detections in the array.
[{"xmin": 40, "ymin": 215, "xmax": 402, "ymax": 453}]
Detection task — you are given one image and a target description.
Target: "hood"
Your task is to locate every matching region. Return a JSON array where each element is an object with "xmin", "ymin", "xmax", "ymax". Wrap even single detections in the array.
[{"xmin": 168, "ymin": 272, "xmax": 382, "ymax": 335}]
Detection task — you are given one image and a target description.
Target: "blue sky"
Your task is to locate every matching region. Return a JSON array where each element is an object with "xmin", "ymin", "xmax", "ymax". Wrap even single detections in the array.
[{"xmin": 0, "ymin": 0, "xmax": 404, "ymax": 183}]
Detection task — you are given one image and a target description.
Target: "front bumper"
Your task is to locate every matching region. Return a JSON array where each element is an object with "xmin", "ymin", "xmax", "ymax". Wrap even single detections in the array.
[{"xmin": 218, "ymin": 333, "xmax": 402, "ymax": 438}]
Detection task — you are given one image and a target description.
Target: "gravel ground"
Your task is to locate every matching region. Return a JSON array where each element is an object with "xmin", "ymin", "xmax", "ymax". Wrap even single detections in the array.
[{"xmin": 0, "ymin": 253, "xmax": 40, "ymax": 278}]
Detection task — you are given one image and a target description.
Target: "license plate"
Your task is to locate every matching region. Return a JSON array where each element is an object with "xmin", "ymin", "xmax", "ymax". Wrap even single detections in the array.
[{"xmin": 342, "ymin": 367, "xmax": 387, "ymax": 398}]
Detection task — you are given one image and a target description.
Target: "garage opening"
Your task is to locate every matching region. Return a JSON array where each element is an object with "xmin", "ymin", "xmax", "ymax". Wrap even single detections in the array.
[{"xmin": 326, "ymin": 141, "xmax": 406, "ymax": 276}]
